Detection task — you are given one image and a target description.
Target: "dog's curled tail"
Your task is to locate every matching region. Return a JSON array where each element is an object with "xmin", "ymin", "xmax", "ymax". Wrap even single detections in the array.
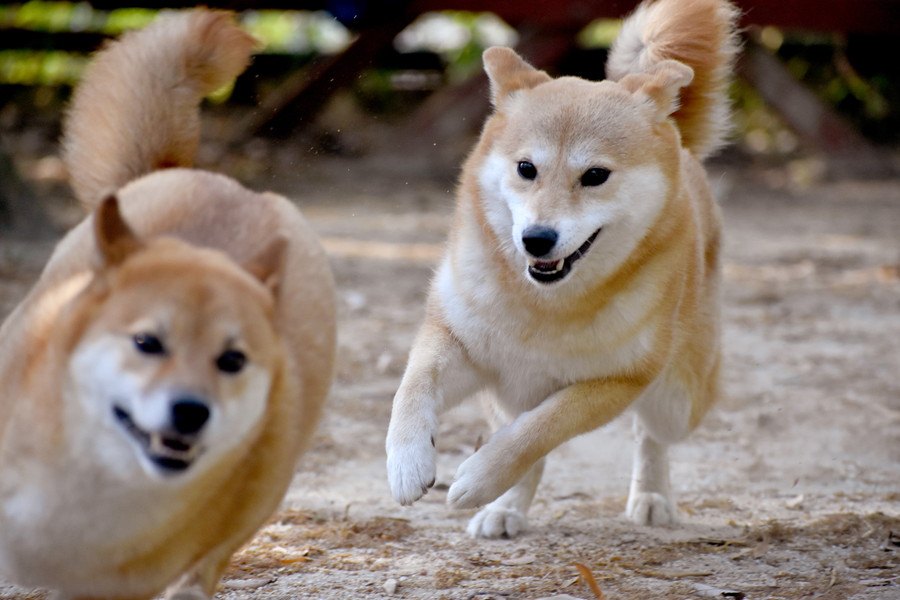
[
  {"xmin": 606, "ymin": 0, "xmax": 740, "ymax": 160},
  {"xmin": 63, "ymin": 10, "xmax": 256, "ymax": 209}
]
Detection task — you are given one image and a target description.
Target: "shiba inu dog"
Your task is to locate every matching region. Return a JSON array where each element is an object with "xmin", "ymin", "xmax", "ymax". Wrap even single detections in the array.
[
  {"xmin": 0, "ymin": 10, "xmax": 335, "ymax": 598},
  {"xmin": 387, "ymin": 0, "xmax": 739, "ymax": 538}
]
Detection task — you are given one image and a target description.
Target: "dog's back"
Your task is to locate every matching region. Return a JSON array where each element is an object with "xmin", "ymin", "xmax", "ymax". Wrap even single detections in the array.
[{"xmin": 63, "ymin": 11, "xmax": 256, "ymax": 208}]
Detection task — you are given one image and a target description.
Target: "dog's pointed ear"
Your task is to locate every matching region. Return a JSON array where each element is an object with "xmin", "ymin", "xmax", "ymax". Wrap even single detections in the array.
[
  {"xmin": 94, "ymin": 195, "xmax": 143, "ymax": 267},
  {"xmin": 243, "ymin": 235, "xmax": 288, "ymax": 295},
  {"xmin": 483, "ymin": 46, "xmax": 551, "ymax": 108},
  {"xmin": 619, "ymin": 59, "xmax": 694, "ymax": 121}
]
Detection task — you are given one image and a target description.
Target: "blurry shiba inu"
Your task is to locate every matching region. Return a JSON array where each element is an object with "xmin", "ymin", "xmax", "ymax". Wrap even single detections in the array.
[
  {"xmin": 387, "ymin": 0, "xmax": 739, "ymax": 538},
  {"xmin": 0, "ymin": 10, "xmax": 335, "ymax": 598}
]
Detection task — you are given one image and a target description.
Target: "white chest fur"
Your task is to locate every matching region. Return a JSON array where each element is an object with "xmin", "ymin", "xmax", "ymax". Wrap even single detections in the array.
[
  {"xmin": 0, "ymin": 432, "xmax": 192, "ymax": 593},
  {"xmin": 436, "ymin": 253, "xmax": 660, "ymax": 414}
]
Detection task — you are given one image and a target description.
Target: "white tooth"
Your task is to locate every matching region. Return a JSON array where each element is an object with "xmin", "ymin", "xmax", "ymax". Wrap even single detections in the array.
[
  {"xmin": 554, "ymin": 259, "xmax": 565, "ymax": 272},
  {"xmin": 147, "ymin": 432, "xmax": 197, "ymax": 459}
]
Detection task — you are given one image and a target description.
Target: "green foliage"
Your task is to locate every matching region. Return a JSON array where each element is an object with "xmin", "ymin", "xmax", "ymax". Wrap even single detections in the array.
[
  {"xmin": 578, "ymin": 19, "xmax": 622, "ymax": 49},
  {"xmin": 102, "ymin": 7, "xmax": 155, "ymax": 33},
  {"xmin": 0, "ymin": 3, "xmax": 896, "ymax": 142},
  {"xmin": 773, "ymin": 32, "xmax": 897, "ymax": 142},
  {"xmin": 0, "ymin": 49, "xmax": 86, "ymax": 85},
  {"xmin": 0, "ymin": 1, "xmax": 154, "ymax": 33},
  {"xmin": 241, "ymin": 10, "xmax": 350, "ymax": 55},
  {"xmin": 0, "ymin": 2, "xmax": 350, "ymax": 86}
]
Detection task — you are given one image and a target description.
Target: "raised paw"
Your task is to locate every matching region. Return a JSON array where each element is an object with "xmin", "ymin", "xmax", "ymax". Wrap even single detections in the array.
[
  {"xmin": 467, "ymin": 505, "xmax": 528, "ymax": 539},
  {"xmin": 626, "ymin": 491, "xmax": 677, "ymax": 526},
  {"xmin": 386, "ymin": 435, "xmax": 436, "ymax": 506},
  {"xmin": 447, "ymin": 448, "xmax": 508, "ymax": 509}
]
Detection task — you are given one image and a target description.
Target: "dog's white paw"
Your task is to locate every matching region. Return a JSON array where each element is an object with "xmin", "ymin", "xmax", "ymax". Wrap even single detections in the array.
[
  {"xmin": 467, "ymin": 505, "xmax": 528, "ymax": 539},
  {"xmin": 626, "ymin": 492, "xmax": 677, "ymax": 526},
  {"xmin": 447, "ymin": 448, "xmax": 507, "ymax": 509},
  {"xmin": 386, "ymin": 434, "xmax": 436, "ymax": 506}
]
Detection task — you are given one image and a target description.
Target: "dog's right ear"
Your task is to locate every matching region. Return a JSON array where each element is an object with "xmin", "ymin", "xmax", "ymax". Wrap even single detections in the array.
[
  {"xmin": 618, "ymin": 59, "xmax": 695, "ymax": 122},
  {"xmin": 483, "ymin": 46, "xmax": 551, "ymax": 108},
  {"xmin": 243, "ymin": 235, "xmax": 288, "ymax": 297},
  {"xmin": 94, "ymin": 195, "xmax": 143, "ymax": 267}
]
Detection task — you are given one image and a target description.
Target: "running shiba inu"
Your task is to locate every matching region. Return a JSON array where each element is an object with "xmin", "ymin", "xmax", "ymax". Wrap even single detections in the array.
[
  {"xmin": 387, "ymin": 0, "xmax": 739, "ymax": 538},
  {"xmin": 0, "ymin": 10, "xmax": 335, "ymax": 598}
]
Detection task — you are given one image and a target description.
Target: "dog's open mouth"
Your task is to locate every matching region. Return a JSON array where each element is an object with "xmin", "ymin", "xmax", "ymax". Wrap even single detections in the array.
[
  {"xmin": 527, "ymin": 228, "xmax": 601, "ymax": 284},
  {"xmin": 113, "ymin": 405, "xmax": 201, "ymax": 473}
]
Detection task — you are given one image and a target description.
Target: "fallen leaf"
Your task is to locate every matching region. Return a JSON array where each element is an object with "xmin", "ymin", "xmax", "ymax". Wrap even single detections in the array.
[{"xmin": 574, "ymin": 563, "xmax": 605, "ymax": 600}]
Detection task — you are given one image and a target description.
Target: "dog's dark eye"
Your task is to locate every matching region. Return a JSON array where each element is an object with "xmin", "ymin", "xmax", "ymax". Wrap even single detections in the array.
[
  {"xmin": 580, "ymin": 167, "xmax": 611, "ymax": 187},
  {"xmin": 216, "ymin": 350, "xmax": 246, "ymax": 374},
  {"xmin": 133, "ymin": 333, "xmax": 165, "ymax": 355},
  {"xmin": 517, "ymin": 161, "xmax": 537, "ymax": 181}
]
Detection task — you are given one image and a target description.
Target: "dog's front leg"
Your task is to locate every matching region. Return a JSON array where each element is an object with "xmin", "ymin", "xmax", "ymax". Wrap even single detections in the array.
[
  {"xmin": 447, "ymin": 376, "xmax": 647, "ymax": 509},
  {"xmin": 163, "ymin": 553, "xmax": 231, "ymax": 600},
  {"xmin": 386, "ymin": 318, "xmax": 483, "ymax": 506}
]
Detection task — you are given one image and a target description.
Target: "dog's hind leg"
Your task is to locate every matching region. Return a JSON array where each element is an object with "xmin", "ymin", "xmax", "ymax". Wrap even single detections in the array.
[
  {"xmin": 626, "ymin": 415, "xmax": 677, "ymax": 526},
  {"xmin": 626, "ymin": 369, "xmax": 696, "ymax": 526},
  {"xmin": 467, "ymin": 457, "xmax": 545, "ymax": 539}
]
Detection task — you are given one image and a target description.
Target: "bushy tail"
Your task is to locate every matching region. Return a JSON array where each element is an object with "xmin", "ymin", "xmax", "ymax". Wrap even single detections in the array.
[
  {"xmin": 606, "ymin": 0, "xmax": 740, "ymax": 159},
  {"xmin": 62, "ymin": 10, "xmax": 256, "ymax": 209}
]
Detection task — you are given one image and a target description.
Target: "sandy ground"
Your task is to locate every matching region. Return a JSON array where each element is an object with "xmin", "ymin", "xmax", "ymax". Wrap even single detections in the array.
[{"xmin": 0, "ymin": 144, "xmax": 898, "ymax": 599}]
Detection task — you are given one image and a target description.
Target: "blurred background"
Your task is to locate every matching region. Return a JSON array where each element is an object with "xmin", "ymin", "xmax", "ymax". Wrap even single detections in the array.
[
  {"xmin": 0, "ymin": 2, "xmax": 898, "ymax": 599},
  {"xmin": 0, "ymin": 0, "xmax": 898, "ymax": 236}
]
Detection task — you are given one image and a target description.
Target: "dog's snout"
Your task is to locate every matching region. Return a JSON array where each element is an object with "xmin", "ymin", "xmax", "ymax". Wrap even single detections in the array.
[
  {"xmin": 522, "ymin": 225, "xmax": 559, "ymax": 257},
  {"xmin": 171, "ymin": 398, "xmax": 210, "ymax": 435}
]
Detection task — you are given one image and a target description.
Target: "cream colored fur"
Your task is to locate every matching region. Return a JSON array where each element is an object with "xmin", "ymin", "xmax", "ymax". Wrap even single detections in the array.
[
  {"xmin": 0, "ymin": 10, "xmax": 335, "ymax": 599},
  {"xmin": 387, "ymin": 0, "xmax": 738, "ymax": 538}
]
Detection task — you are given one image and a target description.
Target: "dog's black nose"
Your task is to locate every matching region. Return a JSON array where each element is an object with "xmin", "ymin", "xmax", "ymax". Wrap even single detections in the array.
[
  {"xmin": 522, "ymin": 225, "xmax": 558, "ymax": 257},
  {"xmin": 171, "ymin": 398, "xmax": 210, "ymax": 435}
]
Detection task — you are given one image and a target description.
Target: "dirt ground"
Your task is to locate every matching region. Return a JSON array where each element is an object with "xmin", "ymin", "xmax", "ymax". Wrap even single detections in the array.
[{"xmin": 0, "ymin": 133, "xmax": 898, "ymax": 599}]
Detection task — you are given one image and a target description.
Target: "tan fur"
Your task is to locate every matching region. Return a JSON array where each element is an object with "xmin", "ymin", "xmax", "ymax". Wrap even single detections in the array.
[
  {"xmin": 606, "ymin": 0, "xmax": 741, "ymax": 159},
  {"xmin": 63, "ymin": 10, "xmax": 257, "ymax": 209},
  {"xmin": 387, "ymin": 0, "xmax": 737, "ymax": 538},
  {"xmin": 0, "ymin": 11, "xmax": 334, "ymax": 599}
]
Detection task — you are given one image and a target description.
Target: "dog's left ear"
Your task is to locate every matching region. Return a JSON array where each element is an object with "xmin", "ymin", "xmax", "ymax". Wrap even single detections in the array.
[
  {"xmin": 619, "ymin": 59, "xmax": 694, "ymax": 121},
  {"xmin": 94, "ymin": 195, "xmax": 143, "ymax": 267},
  {"xmin": 243, "ymin": 236, "xmax": 288, "ymax": 296},
  {"xmin": 483, "ymin": 46, "xmax": 552, "ymax": 108}
]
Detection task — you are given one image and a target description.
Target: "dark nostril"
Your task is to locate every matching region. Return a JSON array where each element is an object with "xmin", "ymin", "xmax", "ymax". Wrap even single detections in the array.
[
  {"xmin": 522, "ymin": 225, "xmax": 559, "ymax": 257},
  {"xmin": 171, "ymin": 398, "xmax": 210, "ymax": 435}
]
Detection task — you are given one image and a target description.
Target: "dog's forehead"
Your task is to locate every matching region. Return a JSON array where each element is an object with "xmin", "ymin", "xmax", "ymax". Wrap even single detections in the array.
[
  {"xmin": 100, "ymin": 271, "xmax": 270, "ymax": 344},
  {"xmin": 504, "ymin": 78, "xmax": 649, "ymax": 157}
]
